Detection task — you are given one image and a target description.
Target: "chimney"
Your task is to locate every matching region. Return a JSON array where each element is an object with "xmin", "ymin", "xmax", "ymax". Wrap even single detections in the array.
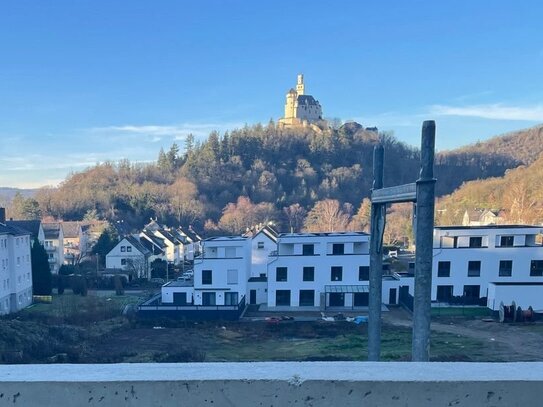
[{"xmin": 0, "ymin": 208, "xmax": 5, "ymax": 224}]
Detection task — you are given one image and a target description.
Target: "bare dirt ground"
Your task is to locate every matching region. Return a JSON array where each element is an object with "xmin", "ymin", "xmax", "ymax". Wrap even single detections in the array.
[{"xmin": 384, "ymin": 307, "xmax": 543, "ymax": 361}]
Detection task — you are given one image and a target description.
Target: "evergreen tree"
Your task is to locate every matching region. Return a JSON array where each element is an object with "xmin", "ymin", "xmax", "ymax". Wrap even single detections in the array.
[
  {"xmin": 157, "ymin": 147, "xmax": 171, "ymax": 172},
  {"xmin": 167, "ymin": 143, "xmax": 180, "ymax": 169},
  {"xmin": 31, "ymin": 237, "xmax": 52, "ymax": 295},
  {"xmin": 92, "ymin": 227, "xmax": 119, "ymax": 267}
]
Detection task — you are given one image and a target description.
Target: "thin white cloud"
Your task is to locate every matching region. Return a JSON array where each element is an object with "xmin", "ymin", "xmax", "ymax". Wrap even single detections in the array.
[
  {"xmin": 89, "ymin": 122, "xmax": 245, "ymax": 141},
  {"xmin": 430, "ymin": 104, "xmax": 543, "ymax": 121}
]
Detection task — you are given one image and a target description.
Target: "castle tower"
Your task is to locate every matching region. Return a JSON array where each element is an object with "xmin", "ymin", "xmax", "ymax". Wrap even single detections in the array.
[{"xmin": 296, "ymin": 74, "xmax": 305, "ymax": 95}]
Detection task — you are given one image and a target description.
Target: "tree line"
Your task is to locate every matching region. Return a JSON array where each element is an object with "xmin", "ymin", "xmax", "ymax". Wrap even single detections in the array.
[{"xmin": 4, "ymin": 121, "xmax": 525, "ymax": 242}]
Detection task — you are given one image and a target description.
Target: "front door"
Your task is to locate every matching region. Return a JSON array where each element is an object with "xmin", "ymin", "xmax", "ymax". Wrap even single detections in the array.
[
  {"xmin": 250, "ymin": 289, "xmax": 256, "ymax": 305},
  {"xmin": 389, "ymin": 288, "xmax": 397, "ymax": 305}
]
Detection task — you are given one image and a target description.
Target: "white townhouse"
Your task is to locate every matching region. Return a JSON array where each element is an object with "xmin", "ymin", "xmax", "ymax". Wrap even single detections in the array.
[
  {"xmin": 176, "ymin": 226, "xmax": 202, "ymax": 262},
  {"xmin": 244, "ymin": 225, "xmax": 278, "ymax": 305},
  {"xmin": 432, "ymin": 225, "xmax": 543, "ymax": 306},
  {"xmin": 0, "ymin": 214, "xmax": 33, "ymax": 314},
  {"xmin": 142, "ymin": 220, "xmax": 183, "ymax": 265},
  {"xmin": 162, "ymin": 236, "xmax": 251, "ymax": 306},
  {"xmin": 105, "ymin": 235, "xmax": 152, "ymax": 280},
  {"xmin": 268, "ymin": 232, "xmax": 389, "ymax": 309},
  {"xmin": 41, "ymin": 222, "xmax": 64, "ymax": 274}
]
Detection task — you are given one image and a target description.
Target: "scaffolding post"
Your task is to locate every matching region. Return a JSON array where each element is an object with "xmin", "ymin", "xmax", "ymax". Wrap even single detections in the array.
[
  {"xmin": 412, "ymin": 120, "xmax": 436, "ymax": 361},
  {"xmin": 368, "ymin": 145, "xmax": 385, "ymax": 361}
]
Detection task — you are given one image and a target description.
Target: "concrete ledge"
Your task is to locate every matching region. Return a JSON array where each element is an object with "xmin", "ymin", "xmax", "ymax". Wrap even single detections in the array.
[{"xmin": 1, "ymin": 362, "xmax": 543, "ymax": 406}]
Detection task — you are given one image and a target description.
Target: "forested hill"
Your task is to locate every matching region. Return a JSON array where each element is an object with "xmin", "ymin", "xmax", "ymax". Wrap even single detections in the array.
[
  {"xmin": 441, "ymin": 124, "xmax": 543, "ymax": 166},
  {"xmin": 436, "ymin": 152, "xmax": 543, "ymax": 225},
  {"xmin": 19, "ymin": 122, "xmax": 532, "ymax": 232}
]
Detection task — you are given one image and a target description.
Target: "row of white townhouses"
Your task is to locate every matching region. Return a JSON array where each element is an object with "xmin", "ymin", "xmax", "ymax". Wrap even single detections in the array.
[
  {"xmin": 0, "ymin": 210, "xmax": 33, "ymax": 315},
  {"xmin": 162, "ymin": 226, "xmax": 414, "ymax": 309},
  {"xmin": 105, "ymin": 220, "xmax": 202, "ymax": 279},
  {"xmin": 162, "ymin": 224, "xmax": 543, "ymax": 311}
]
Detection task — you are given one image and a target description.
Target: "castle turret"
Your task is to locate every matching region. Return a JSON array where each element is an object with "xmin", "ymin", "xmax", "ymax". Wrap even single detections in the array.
[{"xmin": 296, "ymin": 74, "xmax": 305, "ymax": 95}]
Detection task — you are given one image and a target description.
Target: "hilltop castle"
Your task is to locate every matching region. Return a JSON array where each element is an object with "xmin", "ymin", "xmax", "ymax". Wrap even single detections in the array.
[{"xmin": 279, "ymin": 74, "xmax": 324, "ymax": 128}]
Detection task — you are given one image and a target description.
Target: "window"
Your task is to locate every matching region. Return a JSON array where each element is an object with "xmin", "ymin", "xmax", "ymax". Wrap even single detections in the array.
[
  {"xmin": 500, "ymin": 236, "xmax": 514, "ymax": 247},
  {"xmin": 332, "ymin": 243, "xmax": 344, "ymax": 255},
  {"xmin": 530, "ymin": 260, "xmax": 543, "ymax": 277},
  {"xmin": 359, "ymin": 266, "xmax": 369, "ymax": 281},
  {"xmin": 331, "ymin": 266, "xmax": 342, "ymax": 281},
  {"xmin": 436, "ymin": 285, "xmax": 453, "ymax": 302},
  {"xmin": 329, "ymin": 293, "xmax": 344, "ymax": 307},
  {"xmin": 17, "ymin": 257, "xmax": 20, "ymax": 266},
  {"xmin": 257, "ymin": 242, "xmax": 264, "ymax": 249},
  {"xmin": 202, "ymin": 269, "xmax": 212, "ymax": 285},
  {"xmin": 121, "ymin": 258, "xmax": 127, "ymax": 265},
  {"xmin": 499, "ymin": 260, "xmax": 513, "ymax": 277},
  {"xmin": 126, "ymin": 246, "xmax": 132, "ymax": 252},
  {"xmin": 467, "ymin": 261, "xmax": 481, "ymax": 277},
  {"xmin": 437, "ymin": 261, "xmax": 451, "ymax": 277},
  {"xmin": 48, "ymin": 253, "xmax": 54, "ymax": 259},
  {"xmin": 299, "ymin": 290, "xmax": 315, "ymax": 306},
  {"xmin": 354, "ymin": 292, "xmax": 369, "ymax": 306},
  {"xmin": 227, "ymin": 269, "xmax": 238, "ymax": 285},
  {"xmin": 121, "ymin": 246, "xmax": 126, "ymax": 252},
  {"xmin": 463, "ymin": 285, "xmax": 480, "ymax": 299},
  {"xmin": 469, "ymin": 237, "xmax": 482, "ymax": 248},
  {"xmin": 276, "ymin": 290, "xmax": 291, "ymax": 306},
  {"xmin": 302, "ymin": 244, "xmax": 314, "ymax": 256},
  {"xmin": 276, "ymin": 267, "xmax": 288, "ymax": 282},
  {"xmin": 225, "ymin": 292, "xmax": 239, "ymax": 305},
  {"xmin": 303, "ymin": 266, "xmax": 314, "ymax": 281},
  {"xmin": 202, "ymin": 292, "xmax": 216, "ymax": 306}
]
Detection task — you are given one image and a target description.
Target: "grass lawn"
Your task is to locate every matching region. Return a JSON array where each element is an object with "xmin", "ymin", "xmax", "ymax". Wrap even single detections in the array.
[{"xmin": 431, "ymin": 307, "xmax": 491, "ymax": 318}]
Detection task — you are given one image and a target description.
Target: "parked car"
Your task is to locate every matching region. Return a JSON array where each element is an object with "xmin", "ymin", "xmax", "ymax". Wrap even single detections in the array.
[{"xmin": 150, "ymin": 278, "xmax": 165, "ymax": 285}]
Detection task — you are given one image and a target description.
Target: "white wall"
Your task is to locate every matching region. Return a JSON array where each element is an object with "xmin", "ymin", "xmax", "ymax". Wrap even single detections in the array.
[
  {"xmin": 0, "ymin": 232, "xmax": 32, "ymax": 314},
  {"xmin": 106, "ymin": 239, "xmax": 148, "ymax": 279},
  {"xmin": 487, "ymin": 283, "xmax": 543, "ymax": 311}
]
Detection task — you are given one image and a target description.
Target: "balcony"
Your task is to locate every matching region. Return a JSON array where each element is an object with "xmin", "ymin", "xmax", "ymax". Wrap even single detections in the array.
[{"xmin": 0, "ymin": 362, "xmax": 541, "ymax": 406}]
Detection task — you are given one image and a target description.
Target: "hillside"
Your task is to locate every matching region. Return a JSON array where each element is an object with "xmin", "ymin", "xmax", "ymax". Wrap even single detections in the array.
[
  {"xmin": 436, "ymin": 153, "xmax": 543, "ymax": 225},
  {"xmin": 442, "ymin": 124, "xmax": 543, "ymax": 166},
  {"xmin": 13, "ymin": 121, "xmax": 526, "ymax": 233}
]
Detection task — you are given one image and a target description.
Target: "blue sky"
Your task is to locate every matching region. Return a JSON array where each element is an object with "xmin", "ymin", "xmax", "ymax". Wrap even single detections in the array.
[{"xmin": 1, "ymin": 0, "xmax": 542, "ymax": 188}]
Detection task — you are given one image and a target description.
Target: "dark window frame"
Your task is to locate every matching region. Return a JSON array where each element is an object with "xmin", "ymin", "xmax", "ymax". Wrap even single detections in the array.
[
  {"xmin": 276, "ymin": 267, "xmax": 288, "ymax": 282},
  {"xmin": 302, "ymin": 244, "xmax": 315, "ymax": 255},
  {"xmin": 530, "ymin": 260, "xmax": 543, "ymax": 277},
  {"xmin": 299, "ymin": 290, "xmax": 315, "ymax": 306},
  {"xmin": 303, "ymin": 266, "xmax": 314, "ymax": 282},
  {"xmin": 358, "ymin": 266, "xmax": 369, "ymax": 281},
  {"xmin": 500, "ymin": 236, "xmax": 514, "ymax": 247},
  {"xmin": 331, "ymin": 266, "xmax": 343, "ymax": 282},
  {"xmin": 467, "ymin": 261, "xmax": 481, "ymax": 277},
  {"xmin": 469, "ymin": 237, "xmax": 482, "ymax": 248},
  {"xmin": 499, "ymin": 260, "xmax": 513, "ymax": 277},
  {"xmin": 332, "ymin": 243, "xmax": 344, "ymax": 255},
  {"xmin": 202, "ymin": 269, "xmax": 213, "ymax": 285},
  {"xmin": 437, "ymin": 261, "xmax": 451, "ymax": 277}
]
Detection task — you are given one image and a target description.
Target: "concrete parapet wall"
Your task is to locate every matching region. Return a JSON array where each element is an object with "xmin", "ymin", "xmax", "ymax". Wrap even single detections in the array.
[{"xmin": 1, "ymin": 362, "xmax": 542, "ymax": 406}]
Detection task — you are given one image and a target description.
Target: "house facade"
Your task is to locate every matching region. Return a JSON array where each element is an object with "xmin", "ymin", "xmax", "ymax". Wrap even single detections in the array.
[
  {"xmin": 432, "ymin": 225, "xmax": 543, "ymax": 305},
  {"xmin": 267, "ymin": 232, "xmax": 377, "ymax": 308},
  {"xmin": 41, "ymin": 222, "xmax": 64, "ymax": 274},
  {"xmin": 105, "ymin": 235, "xmax": 151, "ymax": 280},
  {"xmin": 0, "ymin": 213, "xmax": 33, "ymax": 314},
  {"xmin": 162, "ymin": 236, "xmax": 251, "ymax": 306}
]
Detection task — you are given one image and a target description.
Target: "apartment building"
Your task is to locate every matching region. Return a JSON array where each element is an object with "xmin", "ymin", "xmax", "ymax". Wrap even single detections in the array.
[
  {"xmin": 432, "ymin": 225, "xmax": 543, "ymax": 306},
  {"xmin": 0, "ymin": 211, "xmax": 33, "ymax": 314}
]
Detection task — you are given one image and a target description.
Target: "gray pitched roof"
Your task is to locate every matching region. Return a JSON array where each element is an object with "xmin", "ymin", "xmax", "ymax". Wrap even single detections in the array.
[
  {"xmin": 124, "ymin": 235, "xmax": 152, "ymax": 256},
  {"xmin": 297, "ymin": 95, "xmax": 320, "ymax": 106},
  {"xmin": 0, "ymin": 223, "xmax": 30, "ymax": 236},
  {"xmin": 42, "ymin": 222, "xmax": 62, "ymax": 239},
  {"xmin": 6, "ymin": 220, "xmax": 41, "ymax": 237}
]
